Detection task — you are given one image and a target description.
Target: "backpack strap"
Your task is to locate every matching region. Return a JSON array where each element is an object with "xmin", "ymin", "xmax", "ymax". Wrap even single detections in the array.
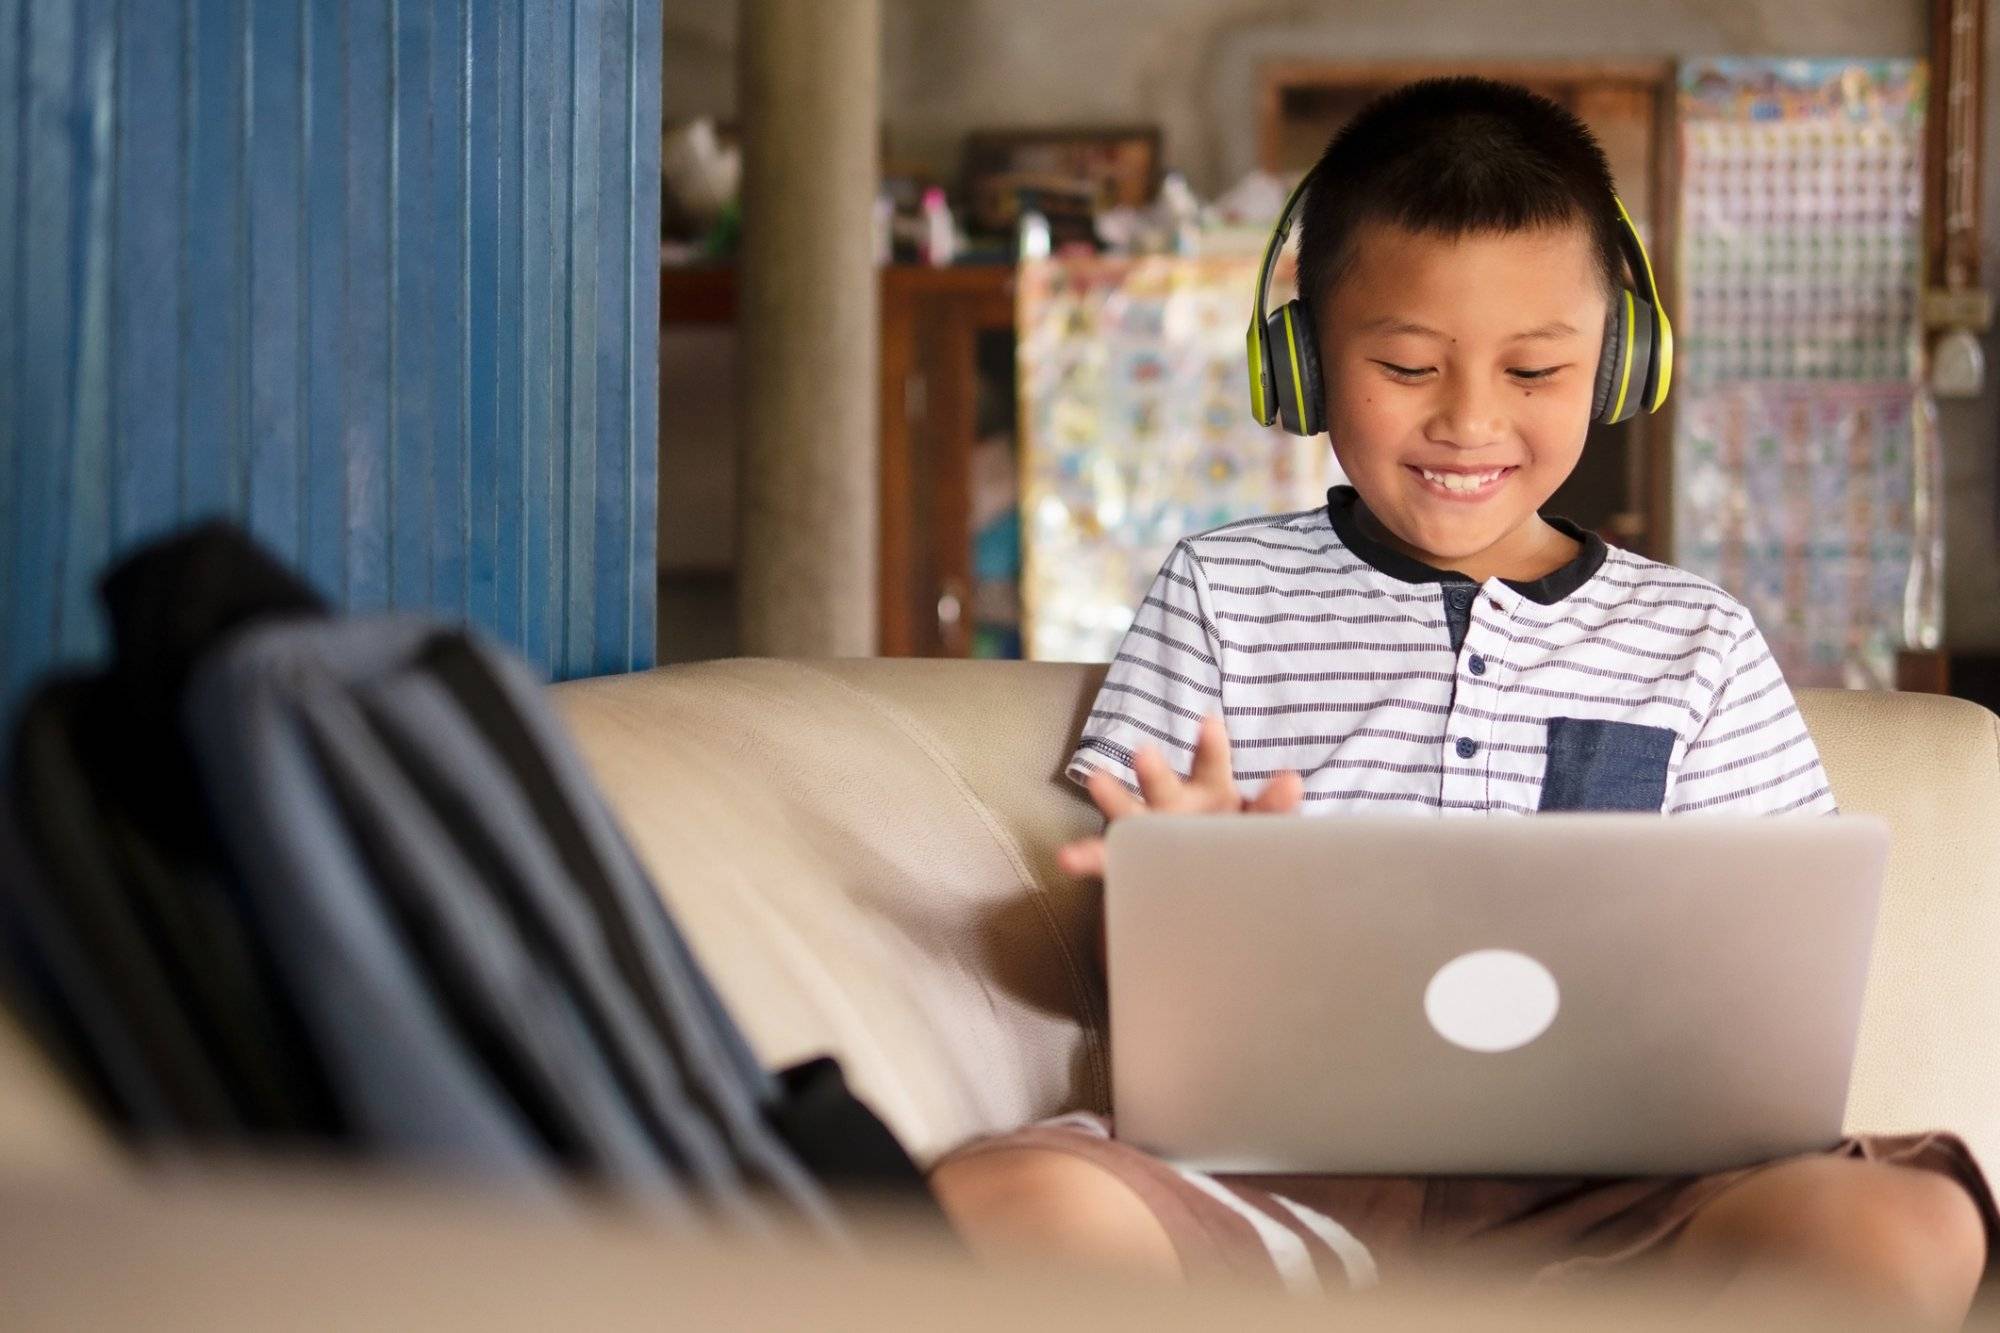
[
  {"xmin": 771, "ymin": 1056, "xmax": 943, "ymax": 1213},
  {"xmin": 412, "ymin": 633, "xmax": 863, "ymax": 1230}
]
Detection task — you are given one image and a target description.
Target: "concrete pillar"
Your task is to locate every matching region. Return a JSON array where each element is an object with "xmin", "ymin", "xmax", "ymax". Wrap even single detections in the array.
[{"xmin": 735, "ymin": 0, "xmax": 880, "ymax": 656}]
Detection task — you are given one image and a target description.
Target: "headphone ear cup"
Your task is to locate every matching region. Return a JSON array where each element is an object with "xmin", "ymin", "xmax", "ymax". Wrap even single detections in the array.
[
  {"xmin": 1293, "ymin": 307, "xmax": 1324, "ymax": 436},
  {"xmin": 1264, "ymin": 308, "xmax": 1295, "ymax": 431},
  {"xmin": 1604, "ymin": 300, "xmax": 1655, "ymax": 425},
  {"xmin": 1264, "ymin": 300, "xmax": 1323, "ymax": 436},
  {"xmin": 1592, "ymin": 296, "xmax": 1629, "ymax": 424}
]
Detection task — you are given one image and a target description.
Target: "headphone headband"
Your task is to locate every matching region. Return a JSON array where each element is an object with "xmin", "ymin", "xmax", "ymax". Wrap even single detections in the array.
[
  {"xmin": 1610, "ymin": 195, "xmax": 1673, "ymax": 413},
  {"xmin": 1246, "ymin": 175, "xmax": 1314, "ymax": 428},
  {"xmin": 1611, "ymin": 195, "xmax": 1661, "ymax": 308},
  {"xmin": 1254, "ymin": 175, "xmax": 1314, "ymax": 328}
]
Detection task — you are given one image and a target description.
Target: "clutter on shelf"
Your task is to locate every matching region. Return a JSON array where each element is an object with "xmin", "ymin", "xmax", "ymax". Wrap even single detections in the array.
[
  {"xmin": 662, "ymin": 117, "xmax": 741, "ymax": 264},
  {"xmin": 660, "ymin": 112, "xmax": 1302, "ymax": 271}
]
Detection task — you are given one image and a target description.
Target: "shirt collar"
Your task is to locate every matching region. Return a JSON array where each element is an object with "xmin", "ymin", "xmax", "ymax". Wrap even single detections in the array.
[{"xmin": 1323, "ymin": 484, "xmax": 1607, "ymax": 606}]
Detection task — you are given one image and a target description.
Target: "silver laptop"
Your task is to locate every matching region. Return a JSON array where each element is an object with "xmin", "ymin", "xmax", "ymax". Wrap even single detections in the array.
[{"xmin": 1104, "ymin": 813, "xmax": 1889, "ymax": 1176}]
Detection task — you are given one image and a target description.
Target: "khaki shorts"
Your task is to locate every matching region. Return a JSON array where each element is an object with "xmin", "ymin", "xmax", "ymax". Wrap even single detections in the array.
[{"xmin": 941, "ymin": 1112, "xmax": 1998, "ymax": 1295}]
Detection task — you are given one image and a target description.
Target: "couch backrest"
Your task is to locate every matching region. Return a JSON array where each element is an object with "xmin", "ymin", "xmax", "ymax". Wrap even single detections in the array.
[
  {"xmin": 554, "ymin": 660, "xmax": 1108, "ymax": 1165},
  {"xmin": 8, "ymin": 660, "xmax": 1991, "ymax": 1174},
  {"xmin": 556, "ymin": 660, "xmax": 2000, "ymax": 1169}
]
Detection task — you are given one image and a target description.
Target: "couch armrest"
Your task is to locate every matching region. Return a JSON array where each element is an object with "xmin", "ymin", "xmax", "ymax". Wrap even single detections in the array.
[{"xmin": 1797, "ymin": 689, "xmax": 2000, "ymax": 1168}]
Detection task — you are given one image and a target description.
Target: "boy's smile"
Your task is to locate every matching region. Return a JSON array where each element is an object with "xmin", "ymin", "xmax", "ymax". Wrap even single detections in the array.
[{"xmin": 1317, "ymin": 220, "xmax": 1610, "ymax": 584}]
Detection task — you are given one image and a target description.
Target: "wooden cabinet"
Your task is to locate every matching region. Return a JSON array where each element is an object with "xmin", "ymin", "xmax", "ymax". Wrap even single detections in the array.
[
  {"xmin": 661, "ymin": 264, "xmax": 1017, "ymax": 660},
  {"xmin": 877, "ymin": 266, "xmax": 1015, "ymax": 657}
]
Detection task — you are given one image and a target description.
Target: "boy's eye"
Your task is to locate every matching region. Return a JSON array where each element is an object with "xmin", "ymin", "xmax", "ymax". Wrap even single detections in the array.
[
  {"xmin": 1373, "ymin": 361, "xmax": 1433, "ymax": 382},
  {"xmin": 1508, "ymin": 366, "xmax": 1564, "ymax": 382}
]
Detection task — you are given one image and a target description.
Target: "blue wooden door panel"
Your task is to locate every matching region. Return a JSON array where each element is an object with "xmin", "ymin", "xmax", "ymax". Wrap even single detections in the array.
[
  {"xmin": 0, "ymin": 0, "xmax": 21, "ymax": 698},
  {"xmin": 300, "ymin": 0, "xmax": 346, "ymax": 602},
  {"xmin": 61, "ymin": 0, "xmax": 116, "ymax": 668},
  {"xmin": 489, "ymin": 0, "xmax": 524, "ymax": 652},
  {"xmin": 246, "ymin": 0, "xmax": 306, "ymax": 564},
  {"xmin": 110, "ymin": 0, "xmax": 184, "ymax": 559},
  {"xmin": 465, "ymin": 0, "xmax": 500, "ymax": 639},
  {"xmin": 1, "ymin": 0, "xmax": 660, "ymax": 717},
  {"xmin": 13, "ymin": 0, "xmax": 80, "ymax": 680}
]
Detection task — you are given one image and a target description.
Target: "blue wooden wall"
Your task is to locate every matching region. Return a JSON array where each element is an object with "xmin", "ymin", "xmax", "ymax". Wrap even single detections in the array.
[{"xmin": 1, "ymin": 0, "xmax": 660, "ymax": 713}]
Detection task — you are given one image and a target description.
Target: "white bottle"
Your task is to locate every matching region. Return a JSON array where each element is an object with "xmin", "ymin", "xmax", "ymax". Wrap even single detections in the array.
[
  {"xmin": 1017, "ymin": 208, "xmax": 1052, "ymax": 261},
  {"xmin": 1159, "ymin": 171, "xmax": 1201, "ymax": 256},
  {"xmin": 920, "ymin": 186, "xmax": 956, "ymax": 267},
  {"xmin": 872, "ymin": 191, "xmax": 894, "ymax": 266}
]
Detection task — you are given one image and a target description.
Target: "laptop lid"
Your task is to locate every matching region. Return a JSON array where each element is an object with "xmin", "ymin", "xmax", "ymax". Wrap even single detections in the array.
[{"xmin": 1104, "ymin": 814, "xmax": 1888, "ymax": 1176}]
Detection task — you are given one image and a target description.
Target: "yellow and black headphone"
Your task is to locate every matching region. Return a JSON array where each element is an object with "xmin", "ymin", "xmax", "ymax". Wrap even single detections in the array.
[{"xmin": 1245, "ymin": 178, "xmax": 1673, "ymax": 436}]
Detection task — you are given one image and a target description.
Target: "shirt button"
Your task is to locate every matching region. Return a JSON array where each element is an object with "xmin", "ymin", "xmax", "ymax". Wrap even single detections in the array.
[
  {"xmin": 1468, "ymin": 654, "xmax": 1487, "ymax": 676},
  {"xmin": 1456, "ymin": 737, "xmax": 1479, "ymax": 759}
]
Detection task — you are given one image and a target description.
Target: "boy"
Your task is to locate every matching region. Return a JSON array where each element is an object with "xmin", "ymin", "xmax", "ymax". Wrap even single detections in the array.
[{"xmin": 928, "ymin": 79, "xmax": 1995, "ymax": 1324}]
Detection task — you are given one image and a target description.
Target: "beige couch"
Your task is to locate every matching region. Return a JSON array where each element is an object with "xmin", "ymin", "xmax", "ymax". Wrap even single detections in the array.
[
  {"xmin": 3, "ymin": 658, "xmax": 1998, "ymax": 1328},
  {"xmin": 551, "ymin": 659, "xmax": 2000, "ymax": 1175}
]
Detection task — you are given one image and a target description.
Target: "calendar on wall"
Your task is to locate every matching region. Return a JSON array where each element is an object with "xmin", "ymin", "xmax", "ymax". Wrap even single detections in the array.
[
  {"xmin": 1017, "ymin": 255, "xmax": 1338, "ymax": 662},
  {"xmin": 1674, "ymin": 58, "xmax": 1938, "ymax": 688}
]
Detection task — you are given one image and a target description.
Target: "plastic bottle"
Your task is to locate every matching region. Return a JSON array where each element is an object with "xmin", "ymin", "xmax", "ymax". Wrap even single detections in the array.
[
  {"xmin": 1159, "ymin": 171, "xmax": 1201, "ymax": 256},
  {"xmin": 920, "ymin": 187, "xmax": 956, "ymax": 267},
  {"xmin": 1017, "ymin": 208, "xmax": 1052, "ymax": 261}
]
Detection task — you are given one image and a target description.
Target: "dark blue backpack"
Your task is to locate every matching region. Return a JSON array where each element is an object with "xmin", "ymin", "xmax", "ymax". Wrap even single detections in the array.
[{"xmin": 1, "ymin": 525, "xmax": 928, "ymax": 1237}]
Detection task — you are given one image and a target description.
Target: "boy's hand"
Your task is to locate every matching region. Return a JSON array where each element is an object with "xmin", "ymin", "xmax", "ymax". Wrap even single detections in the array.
[{"xmin": 1058, "ymin": 714, "xmax": 1304, "ymax": 880}]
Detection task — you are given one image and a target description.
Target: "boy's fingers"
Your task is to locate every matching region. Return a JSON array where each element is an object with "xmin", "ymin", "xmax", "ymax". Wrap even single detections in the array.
[
  {"xmin": 1248, "ymin": 769, "xmax": 1305, "ymax": 813},
  {"xmin": 1086, "ymin": 768, "xmax": 1145, "ymax": 821},
  {"xmin": 1131, "ymin": 746, "xmax": 1186, "ymax": 810},
  {"xmin": 1058, "ymin": 836, "xmax": 1106, "ymax": 879},
  {"xmin": 1188, "ymin": 714, "xmax": 1235, "ymax": 793}
]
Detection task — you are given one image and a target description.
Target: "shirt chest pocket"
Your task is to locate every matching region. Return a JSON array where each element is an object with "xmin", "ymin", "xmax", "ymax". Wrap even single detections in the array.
[{"xmin": 1538, "ymin": 717, "xmax": 1678, "ymax": 813}]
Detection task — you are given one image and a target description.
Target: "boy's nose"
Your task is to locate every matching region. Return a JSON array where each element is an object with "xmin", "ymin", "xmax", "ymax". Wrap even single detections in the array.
[{"xmin": 1425, "ymin": 380, "xmax": 1509, "ymax": 451}]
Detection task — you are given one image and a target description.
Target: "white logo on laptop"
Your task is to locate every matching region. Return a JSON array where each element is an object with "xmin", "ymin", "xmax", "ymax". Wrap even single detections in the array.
[{"xmin": 1424, "ymin": 949, "xmax": 1561, "ymax": 1053}]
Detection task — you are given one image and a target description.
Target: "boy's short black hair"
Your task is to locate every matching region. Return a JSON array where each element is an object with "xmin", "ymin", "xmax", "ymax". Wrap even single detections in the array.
[{"xmin": 1294, "ymin": 77, "xmax": 1624, "ymax": 315}]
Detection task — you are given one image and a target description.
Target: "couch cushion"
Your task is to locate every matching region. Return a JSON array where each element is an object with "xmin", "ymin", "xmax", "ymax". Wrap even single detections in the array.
[{"xmin": 554, "ymin": 660, "xmax": 1109, "ymax": 1164}]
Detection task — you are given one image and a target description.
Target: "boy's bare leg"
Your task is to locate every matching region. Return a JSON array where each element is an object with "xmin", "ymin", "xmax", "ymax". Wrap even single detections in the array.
[
  {"xmin": 929, "ymin": 1146, "xmax": 1181, "ymax": 1279},
  {"xmin": 1658, "ymin": 1157, "xmax": 1985, "ymax": 1328},
  {"xmin": 934, "ymin": 1144, "xmax": 1987, "ymax": 1328}
]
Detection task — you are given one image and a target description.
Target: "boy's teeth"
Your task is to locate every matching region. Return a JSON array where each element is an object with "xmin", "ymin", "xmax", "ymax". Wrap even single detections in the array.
[{"xmin": 1419, "ymin": 468, "xmax": 1505, "ymax": 493}]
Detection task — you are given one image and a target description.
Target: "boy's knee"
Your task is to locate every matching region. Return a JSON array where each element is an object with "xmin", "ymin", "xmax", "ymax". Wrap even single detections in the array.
[
  {"xmin": 1854, "ymin": 1167, "xmax": 1987, "ymax": 1304},
  {"xmin": 1689, "ymin": 1159, "xmax": 1984, "ymax": 1322},
  {"xmin": 1823, "ymin": 1165, "xmax": 1984, "ymax": 1326}
]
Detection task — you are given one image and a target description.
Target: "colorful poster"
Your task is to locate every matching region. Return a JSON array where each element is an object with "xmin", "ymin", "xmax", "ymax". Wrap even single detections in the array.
[
  {"xmin": 1674, "ymin": 58, "xmax": 1937, "ymax": 688},
  {"xmin": 1018, "ymin": 255, "xmax": 1339, "ymax": 662},
  {"xmin": 1676, "ymin": 381, "xmax": 1938, "ymax": 688}
]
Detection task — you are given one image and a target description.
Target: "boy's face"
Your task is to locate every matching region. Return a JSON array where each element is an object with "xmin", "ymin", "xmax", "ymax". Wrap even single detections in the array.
[{"xmin": 1316, "ymin": 221, "xmax": 1608, "ymax": 572}]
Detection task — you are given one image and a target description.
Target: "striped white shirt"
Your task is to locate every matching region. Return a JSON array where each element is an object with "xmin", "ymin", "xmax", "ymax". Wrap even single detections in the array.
[{"xmin": 1068, "ymin": 486, "xmax": 1837, "ymax": 817}]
